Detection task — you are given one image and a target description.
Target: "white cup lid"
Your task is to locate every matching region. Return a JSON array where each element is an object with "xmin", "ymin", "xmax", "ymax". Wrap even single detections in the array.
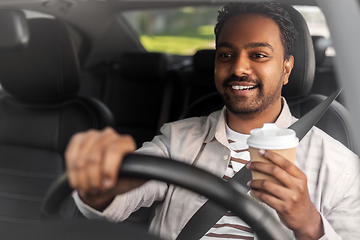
[{"xmin": 247, "ymin": 123, "xmax": 299, "ymax": 150}]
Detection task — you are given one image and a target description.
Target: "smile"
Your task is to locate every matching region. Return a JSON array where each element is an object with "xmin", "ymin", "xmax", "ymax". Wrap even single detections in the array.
[{"xmin": 231, "ymin": 85, "xmax": 256, "ymax": 90}]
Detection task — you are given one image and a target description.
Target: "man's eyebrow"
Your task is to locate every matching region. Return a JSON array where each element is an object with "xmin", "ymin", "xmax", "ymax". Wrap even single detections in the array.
[
  {"xmin": 244, "ymin": 42, "xmax": 274, "ymax": 52},
  {"xmin": 216, "ymin": 41, "xmax": 235, "ymax": 49},
  {"xmin": 216, "ymin": 41, "xmax": 274, "ymax": 52}
]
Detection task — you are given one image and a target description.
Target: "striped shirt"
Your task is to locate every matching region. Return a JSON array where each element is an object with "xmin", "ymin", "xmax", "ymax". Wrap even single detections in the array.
[{"xmin": 201, "ymin": 124, "xmax": 253, "ymax": 240}]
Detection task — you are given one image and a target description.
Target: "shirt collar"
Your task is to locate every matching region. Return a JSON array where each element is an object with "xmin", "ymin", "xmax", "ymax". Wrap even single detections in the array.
[
  {"xmin": 204, "ymin": 97, "xmax": 294, "ymax": 145},
  {"xmin": 275, "ymin": 97, "xmax": 294, "ymax": 129},
  {"xmin": 204, "ymin": 106, "xmax": 227, "ymax": 145}
]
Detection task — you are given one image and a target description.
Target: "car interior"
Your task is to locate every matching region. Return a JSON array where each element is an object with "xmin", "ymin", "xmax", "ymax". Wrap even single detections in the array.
[
  {"xmin": 0, "ymin": 15, "xmax": 114, "ymax": 224},
  {"xmin": 0, "ymin": 0, "xmax": 357, "ymax": 239}
]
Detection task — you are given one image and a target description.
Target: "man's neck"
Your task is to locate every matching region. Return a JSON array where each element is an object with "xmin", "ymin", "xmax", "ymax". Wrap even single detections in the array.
[{"xmin": 226, "ymin": 99, "xmax": 283, "ymax": 134}]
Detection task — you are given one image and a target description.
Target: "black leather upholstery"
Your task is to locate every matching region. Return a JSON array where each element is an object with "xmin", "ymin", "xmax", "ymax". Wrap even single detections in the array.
[
  {"xmin": 181, "ymin": 5, "xmax": 355, "ymax": 151},
  {"xmin": 177, "ymin": 49, "xmax": 218, "ymax": 112},
  {"xmin": 0, "ymin": 19, "xmax": 81, "ymax": 101},
  {"xmin": 103, "ymin": 52, "xmax": 170, "ymax": 147},
  {"xmin": 281, "ymin": 4, "xmax": 316, "ymax": 100},
  {"xmin": 309, "ymin": 36, "xmax": 345, "ymax": 104},
  {"xmin": 0, "ymin": 18, "xmax": 114, "ymax": 223},
  {"xmin": 0, "ymin": 9, "xmax": 29, "ymax": 51},
  {"xmin": 121, "ymin": 52, "xmax": 169, "ymax": 82},
  {"xmin": 283, "ymin": 4, "xmax": 354, "ymax": 150},
  {"xmin": 311, "ymin": 36, "xmax": 331, "ymax": 67},
  {"xmin": 288, "ymin": 94, "xmax": 354, "ymax": 149}
]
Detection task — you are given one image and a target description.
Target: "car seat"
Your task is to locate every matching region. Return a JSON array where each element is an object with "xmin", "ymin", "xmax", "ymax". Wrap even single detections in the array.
[
  {"xmin": 0, "ymin": 17, "xmax": 114, "ymax": 224},
  {"xmin": 309, "ymin": 35, "xmax": 345, "ymax": 104},
  {"xmin": 180, "ymin": 4, "xmax": 355, "ymax": 152},
  {"xmin": 102, "ymin": 52, "xmax": 171, "ymax": 148},
  {"xmin": 177, "ymin": 49, "xmax": 218, "ymax": 112}
]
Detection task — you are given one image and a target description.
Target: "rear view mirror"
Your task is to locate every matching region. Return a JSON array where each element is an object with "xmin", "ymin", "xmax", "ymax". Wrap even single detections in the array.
[{"xmin": 0, "ymin": 9, "xmax": 29, "ymax": 51}]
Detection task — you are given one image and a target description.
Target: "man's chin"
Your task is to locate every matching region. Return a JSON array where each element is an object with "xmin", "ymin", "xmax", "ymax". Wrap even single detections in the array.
[
  {"xmin": 226, "ymin": 104, "xmax": 262, "ymax": 116},
  {"xmin": 224, "ymin": 97, "xmax": 261, "ymax": 114}
]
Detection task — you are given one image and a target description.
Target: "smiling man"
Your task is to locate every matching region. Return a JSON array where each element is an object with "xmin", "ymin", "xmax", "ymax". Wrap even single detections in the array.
[
  {"xmin": 214, "ymin": 12, "xmax": 293, "ymax": 134},
  {"xmin": 66, "ymin": 3, "xmax": 360, "ymax": 240}
]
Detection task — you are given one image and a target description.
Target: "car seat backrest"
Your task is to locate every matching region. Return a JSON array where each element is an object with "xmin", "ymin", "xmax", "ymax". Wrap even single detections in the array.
[
  {"xmin": 180, "ymin": 4, "xmax": 355, "ymax": 151},
  {"xmin": 0, "ymin": 18, "xmax": 81, "ymax": 101},
  {"xmin": 186, "ymin": 50, "xmax": 218, "ymax": 108},
  {"xmin": 0, "ymin": 9, "xmax": 29, "ymax": 51},
  {"xmin": 280, "ymin": 4, "xmax": 316, "ymax": 100},
  {"xmin": 0, "ymin": 17, "xmax": 114, "ymax": 223},
  {"xmin": 309, "ymin": 36, "xmax": 345, "ymax": 104},
  {"xmin": 311, "ymin": 35, "xmax": 331, "ymax": 67},
  {"xmin": 103, "ymin": 52, "xmax": 170, "ymax": 147}
]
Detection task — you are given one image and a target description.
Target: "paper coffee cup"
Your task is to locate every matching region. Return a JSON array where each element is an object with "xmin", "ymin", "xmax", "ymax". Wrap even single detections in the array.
[{"xmin": 247, "ymin": 123, "xmax": 299, "ymax": 185}]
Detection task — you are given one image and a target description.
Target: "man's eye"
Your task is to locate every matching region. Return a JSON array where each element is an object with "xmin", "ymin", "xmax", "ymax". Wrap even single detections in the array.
[
  {"xmin": 251, "ymin": 53, "xmax": 267, "ymax": 58},
  {"xmin": 219, "ymin": 53, "xmax": 232, "ymax": 58}
]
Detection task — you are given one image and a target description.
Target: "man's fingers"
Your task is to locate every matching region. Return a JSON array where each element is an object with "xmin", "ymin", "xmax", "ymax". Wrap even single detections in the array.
[
  {"xmin": 249, "ymin": 179, "xmax": 298, "ymax": 220},
  {"xmin": 102, "ymin": 133, "xmax": 136, "ymax": 190},
  {"xmin": 248, "ymin": 179, "xmax": 291, "ymax": 201},
  {"xmin": 79, "ymin": 129, "xmax": 107, "ymax": 191},
  {"xmin": 248, "ymin": 161, "xmax": 296, "ymax": 188},
  {"xmin": 66, "ymin": 131, "xmax": 90, "ymax": 190},
  {"xmin": 84, "ymin": 129, "xmax": 119, "ymax": 191},
  {"xmin": 64, "ymin": 127, "xmax": 138, "ymax": 210},
  {"xmin": 65, "ymin": 127, "xmax": 136, "ymax": 193},
  {"xmin": 248, "ymin": 150, "xmax": 307, "ymax": 188},
  {"xmin": 68, "ymin": 129, "xmax": 106, "ymax": 192},
  {"xmin": 249, "ymin": 187, "xmax": 284, "ymax": 209},
  {"xmin": 260, "ymin": 150, "xmax": 303, "ymax": 177}
]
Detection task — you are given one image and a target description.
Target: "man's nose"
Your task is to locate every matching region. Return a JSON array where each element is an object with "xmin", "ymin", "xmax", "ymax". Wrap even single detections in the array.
[{"xmin": 231, "ymin": 54, "xmax": 251, "ymax": 76}]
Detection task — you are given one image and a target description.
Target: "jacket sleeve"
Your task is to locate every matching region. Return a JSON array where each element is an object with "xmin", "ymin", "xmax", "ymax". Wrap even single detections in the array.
[{"xmin": 318, "ymin": 163, "xmax": 360, "ymax": 240}]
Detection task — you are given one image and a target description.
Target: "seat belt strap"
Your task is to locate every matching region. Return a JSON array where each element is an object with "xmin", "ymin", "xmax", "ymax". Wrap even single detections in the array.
[
  {"xmin": 176, "ymin": 88, "xmax": 342, "ymax": 240},
  {"xmin": 176, "ymin": 166, "xmax": 251, "ymax": 240},
  {"xmin": 287, "ymin": 89, "xmax": 342, "ymax": 139}
]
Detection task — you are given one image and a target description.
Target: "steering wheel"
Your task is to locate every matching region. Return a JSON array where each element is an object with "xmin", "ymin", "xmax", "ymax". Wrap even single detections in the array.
[{"xmin": 41, "ymin": 153, "xmax": 291, "ymax": 240}]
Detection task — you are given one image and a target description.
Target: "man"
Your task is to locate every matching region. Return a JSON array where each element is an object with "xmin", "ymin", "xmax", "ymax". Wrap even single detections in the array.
[{"xmin": 66, "ymin": 3, "xmax": 360, "ymax": 240}]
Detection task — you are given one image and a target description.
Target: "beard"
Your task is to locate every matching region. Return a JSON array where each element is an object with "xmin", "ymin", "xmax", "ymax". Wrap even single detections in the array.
[{"xmin": 218, "ymin": 74, "xmax": 283, "ymax": 117}]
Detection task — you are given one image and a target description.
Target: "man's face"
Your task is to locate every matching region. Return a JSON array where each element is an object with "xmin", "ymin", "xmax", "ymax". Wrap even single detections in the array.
[{"xmin": 215, "ymin": 14, "xmax": 293, "ymax": 117}]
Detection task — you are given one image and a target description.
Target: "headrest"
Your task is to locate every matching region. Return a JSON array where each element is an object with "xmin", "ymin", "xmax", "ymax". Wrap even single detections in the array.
[
  {"xmin": 281, "ymin": 4, "xmax": 315, "ymax": 100},
  {"xmin": 120, "ymin": 52, "xmax": 169, "ymax": 82},
  {"xmin": 311, "ymin": 35, "xmax": 331, "ymax": 66},
  {"xmin": 0, "ymin": 9, "xmax": 29, "ymax": 51},
  {"xmin": 0, "ymin": 18, "xmax": 81, "ymax": 102},
  {"xmin": 193, "ymin": 49, "xmax": 216, "ymax": 74}
]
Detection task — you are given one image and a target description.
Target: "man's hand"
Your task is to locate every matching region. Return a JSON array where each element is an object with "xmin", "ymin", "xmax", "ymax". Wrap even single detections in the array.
[
  {"xmin": 246, "ymin": 149, "xmax": 324, "ymax": 240},
  {"xmin": 65, "ymin": 127, "xmax": 145, "ymax": 211}
]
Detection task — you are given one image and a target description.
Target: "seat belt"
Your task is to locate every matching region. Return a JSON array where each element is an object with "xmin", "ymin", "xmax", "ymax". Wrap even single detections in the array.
[{"xmin": 176, "ymin": 88, "xmax": 342, "ymax": 240}]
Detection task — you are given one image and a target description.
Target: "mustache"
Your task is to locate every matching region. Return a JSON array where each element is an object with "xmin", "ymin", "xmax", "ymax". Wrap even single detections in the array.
[{"xmin": 222, "ymin": 75, "xmax": 261, "ymax": 87}]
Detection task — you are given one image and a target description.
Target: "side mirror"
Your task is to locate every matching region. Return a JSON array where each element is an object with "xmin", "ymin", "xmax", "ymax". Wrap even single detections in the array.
[{"xmin": 0, "ymin": 9, "xmax": 29, "ymax": 51}]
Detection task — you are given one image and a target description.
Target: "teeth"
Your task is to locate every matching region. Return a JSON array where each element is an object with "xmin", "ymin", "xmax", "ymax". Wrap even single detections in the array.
[{"xmin": 232, "ymin": 85, "xmax": 255, "ymax": 90}]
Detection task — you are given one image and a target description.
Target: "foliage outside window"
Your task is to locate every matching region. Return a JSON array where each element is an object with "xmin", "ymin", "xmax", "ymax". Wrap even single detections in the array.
[{"xmin": 123, "ymin": 7, "xmax": 219, "ymax": 55}]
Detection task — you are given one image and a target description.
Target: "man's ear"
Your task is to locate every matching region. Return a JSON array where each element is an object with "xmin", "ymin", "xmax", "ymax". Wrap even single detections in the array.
[{"xmin": 283, "ymin": 55, "xmax": 294, "ymax": 85}]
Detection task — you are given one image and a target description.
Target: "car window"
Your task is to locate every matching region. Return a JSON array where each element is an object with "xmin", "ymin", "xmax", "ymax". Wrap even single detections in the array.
[
  {"xmin": 122, "ymin": 6, "xmax": 219, "ymax": 55},
  {"xmin": 123, "ymin": 5, "xmax": 335, "ymax": 57}
]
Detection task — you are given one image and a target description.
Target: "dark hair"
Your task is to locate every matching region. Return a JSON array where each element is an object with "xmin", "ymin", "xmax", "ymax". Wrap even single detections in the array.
[{"xmin": 215, "ymin": 3, "xmax": 298, "ymax": 59}]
